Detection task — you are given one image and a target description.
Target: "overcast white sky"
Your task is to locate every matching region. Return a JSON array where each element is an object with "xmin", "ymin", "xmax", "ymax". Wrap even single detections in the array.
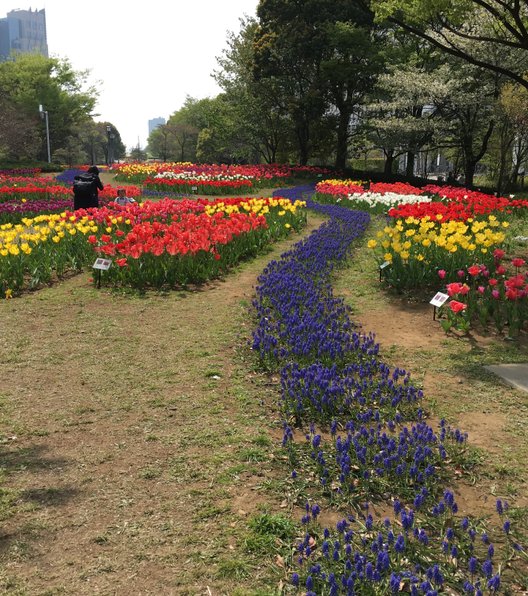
[{"xmin": 36, "ymin": 1, "xmax": 259, "ymax": 150}]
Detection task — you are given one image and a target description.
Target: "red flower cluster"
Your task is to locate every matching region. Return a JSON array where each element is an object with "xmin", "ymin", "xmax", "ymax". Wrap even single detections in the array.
[
  {"xmin": 444, "ymin": 255, "xmax": 528, "ymax": 306},
  {"xmin": 143, "ymin": 177, "xmax": 254, "ymax": 191},
  {"xmin": 75, "ymin": 197, "xmax": 296, "ymax": 265},
  {"xmin": 390, "ymin": 185, "xmax": 528, "ymax": 221},
  {"xmin": 368, "ymin": 182, "xmax": 424, "ymax": 195},
  {"xmin": 95, "ymin": 211, "xmax": 266, "ymax": 261},
  {"xmin": 314, "ymin": 181, "xmax": 363, "ymax": 198},
  {"xmin": 0, "ymin": 182, "xmax": 70, "ymax": 200}
]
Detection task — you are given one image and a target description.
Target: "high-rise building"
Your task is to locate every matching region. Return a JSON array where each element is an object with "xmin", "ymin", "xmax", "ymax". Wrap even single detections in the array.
[
  {"xmin": 0, "ymin": 8, "xmax": 48, "ymax": 62},
  {"xmin": 148, "ymin": 117, "xmax": 166, "ymax": 136}
]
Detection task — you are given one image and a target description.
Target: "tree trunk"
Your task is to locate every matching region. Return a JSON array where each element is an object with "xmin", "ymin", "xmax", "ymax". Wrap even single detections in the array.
[
  {"xmin": 334, "ymin": 110, "xmax": 350, "ymax": 170},
  {"xmin": 295, "ymin": 117, "xmax": 310, "ymax": 166},
  {"xmin": 497, "ymin": 153, "xmax": 508, "ymax": 196},
  {"xmin": 384, "ymin": 149, "xmax": 394, "ymax": 175},
  {"xmin": 464, "ymin": 161, "xmax": 476, "ymax": 189},
  {"xmin": 298, "ymin": 142, "xmax": 309, "ymax": 166},
  {"xmin": 405, "ymin": 151, "xmax": 415, "ymax": 177}
]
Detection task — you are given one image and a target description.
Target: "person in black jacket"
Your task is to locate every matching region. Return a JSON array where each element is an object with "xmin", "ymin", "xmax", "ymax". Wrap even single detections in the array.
[{"xmin": 73, "ymin": 165, "xmax": 104, "ymax": 210}]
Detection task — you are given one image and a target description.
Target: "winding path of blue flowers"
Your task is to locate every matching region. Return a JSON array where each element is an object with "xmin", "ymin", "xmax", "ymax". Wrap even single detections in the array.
[{"xmin": 250, "ymin": 185, "xmax": 521, "ymax": 595}]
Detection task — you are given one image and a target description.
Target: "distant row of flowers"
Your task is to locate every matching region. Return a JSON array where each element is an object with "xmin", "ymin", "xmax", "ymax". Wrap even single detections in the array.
[
  {"xmin": 0, "ymin": 168, "xmax": 41, "ymax": 177},
  {"xmin": 113, "ymin": 162, "xmax": 332, "ymax": 192}
]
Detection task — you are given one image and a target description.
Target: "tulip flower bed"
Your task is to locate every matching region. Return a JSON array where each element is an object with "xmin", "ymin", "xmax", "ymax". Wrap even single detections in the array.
[
  {"xmin": 0, "ymin": 196, "xmax": 305, "ymax": 296},
  {"xmin": 390, "ymin": 185, "xmax": 528, "ymax": 221},
  {"xmin": 368, "ymin": 185, "xmax": 528, "ymax": 302},
  {"xmin": 313, "ymin": 179, "xmax": 365, "ymax": 199},
  {"xmin": 113, "ymin": 162, "xmax": 332, "ymax": 190},
  {"xmin": 437, "ymin": 251, "xmax": 528, "ymax": 337},
  {"xmin": 0, "ymin": 171, "xmax": 141, "ymax": 224},
  {"xmin": 0, "ymin": 167, "xmax": 41, "ymax": 177},
  {"xmin": 143, "ymin": 171, "xmax": 254, "ymax": 195},
  {"xmin": 369, "ymin": 215, "xmax": 509, "ymax": 290},
  {"xmin": 315, "ymin": 180, "xmax": 424, "ymax": 203},
  {"xmin": 0, "ymin": 176, "xmax": 71, "ymax": 202},
  {"xmin": 0, "ymin": 212, "xmax": 99, "ymax": 295},
  {"xmin": 88, "ymin": 197, "xmax": 305, "ymax": 288},
  {"xmin": 252, "ymin": 185, "xmax": 526, "ymax": 594}
]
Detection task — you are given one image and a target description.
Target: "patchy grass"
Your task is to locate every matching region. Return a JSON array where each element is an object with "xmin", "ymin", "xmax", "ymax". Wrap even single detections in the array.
[{"xmin": 0, "ymin": 211, "xmax": 325, "ymax": 594}]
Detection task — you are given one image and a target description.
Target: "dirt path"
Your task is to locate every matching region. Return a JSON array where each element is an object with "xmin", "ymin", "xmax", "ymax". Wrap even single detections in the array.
[{"xmin": 0, "ymin": 214, "xmax": 324, "ymax": 595}]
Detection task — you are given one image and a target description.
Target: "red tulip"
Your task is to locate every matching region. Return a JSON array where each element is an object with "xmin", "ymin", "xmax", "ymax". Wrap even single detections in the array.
[{"xmin": 448, "ymin": 300, "xmax": 467, "ymax": 313}]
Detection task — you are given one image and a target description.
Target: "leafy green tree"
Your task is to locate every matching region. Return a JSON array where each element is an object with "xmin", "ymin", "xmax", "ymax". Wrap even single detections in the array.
[
  {"xmin": 0, "ymin": 53, "xmax": 98, "ymax": 161},
  {"xmin": 52, "ymin": 131, "xmax": 88, "ymax": 166},
  {"xmin": 500, "ymin": 83, "xmax": 528, "ymax": 186},
  {"xmin": 129, "ymin": 145, "xmax": 147, "ymax": 161},
  {"xmin": 148, "ymin": 122, "xmax": 198, "ymax": 162},
  {"xmin": 78, "ymin": 121, "xmax": 105, "ymax": 165},
  {"xmin": 320, "ymin": 19, "xmax": 383, "ymax": 168},
  {"xmin": 215, "ymin": 17, "xmax": 292, "ymax": 163},
  {"xmin": 100, "ymin": 123, "xmax": 126, "ymax": 164},
  {"xmin": 254, "ymin": 0, "xmax": 382, "ymax": 166},
  {"xmin": 366, "ymin": 38, "xmax": 442, "ymax": 176},
  {"xmin": 254, "ymin": 0, "xmax": 330, "ymax": 164},
  {"xmin": 0, "ymin": 96, "xmax": 39, "ymax": 161}
]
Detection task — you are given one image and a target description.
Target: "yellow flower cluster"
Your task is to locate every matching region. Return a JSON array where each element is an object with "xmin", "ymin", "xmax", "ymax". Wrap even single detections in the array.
[
  {"xmin": 113, "ymin": 162, "xmax": 194, "ymax": 180},
  {"xmin": 369, "ymin": 215, "xmax": 508, "ymax": 263},
  {"xmin": 112, "ymin": 163, "xmax": 158, "ymax": 178},
  {"xmin": 0, "ymin": 213, "xmax": 98, "ymax": 257},
  {"xmin": 204, "ymin": 197, "xmax": 306, "ymax": 217},
  {"xmin": 318, "ymin": 178, "xmax": 363, "ymax": 187}
]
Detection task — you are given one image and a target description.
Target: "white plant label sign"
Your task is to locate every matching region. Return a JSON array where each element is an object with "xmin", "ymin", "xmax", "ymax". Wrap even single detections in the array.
[
  {"xmin": 430, "ymin": 292, "xmax": 449, "ymax": 307},
  {"xmin": 93, "ymin": 258, "xmax": 112, "ymax": 271}
]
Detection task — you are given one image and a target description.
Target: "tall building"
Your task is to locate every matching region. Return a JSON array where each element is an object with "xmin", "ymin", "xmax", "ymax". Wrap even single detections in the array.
[
  {"xmin": 0, "ymin": 8, "xmax": 48, "ymax": 62},
  {"xmin": 148, "ymin": 117, "xmax": 166, "ymax": 136}
]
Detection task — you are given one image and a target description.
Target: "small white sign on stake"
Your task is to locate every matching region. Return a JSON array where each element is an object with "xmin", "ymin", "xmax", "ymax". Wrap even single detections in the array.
[
  {"xmin": 429, "ymin": 292, "xmax": 449, "ymax": 308},
  {"xmin": 191, "ymin": 186, "xmax": 198, "ymax": 192},
  {"xmin": 92, "ymin": 258, "xmax": 112, "ymax": 271},
  {"xmin": 379, "ymin": 260, "xmax": 390, "ymax": 281}
]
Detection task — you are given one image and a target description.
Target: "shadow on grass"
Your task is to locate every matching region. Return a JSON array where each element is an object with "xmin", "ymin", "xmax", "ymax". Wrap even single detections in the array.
[
  {"xmin": 0, "ymin": 444, "xmax": 80, "ymax": 557},
  {"xmin": 19, "ymin": 486, "xmax": 79, "ymax": 508},
  {"xmin": 0, "ymin": 444, "xmax": 69, "ymax": 473}
]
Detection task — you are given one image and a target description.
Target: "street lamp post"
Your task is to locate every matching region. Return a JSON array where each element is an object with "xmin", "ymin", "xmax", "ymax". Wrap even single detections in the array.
[
  {"xmin": 106, "ymin": 125, "xmax": 115, "ymax": 166},
  {"xmin": 106, "ymin": 125, "xmax": 111, "ymax": 165},
  {"xmin": 38, "ymin": 104, "xmax": 51, "ymax": 163}
]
